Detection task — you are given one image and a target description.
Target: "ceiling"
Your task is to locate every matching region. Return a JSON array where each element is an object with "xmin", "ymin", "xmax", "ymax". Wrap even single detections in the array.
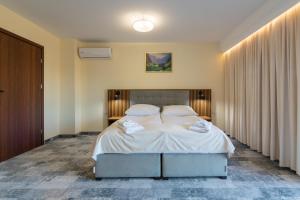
[{"xmin": 0, "ymin": 0, "xmax": 268, "ymax": 42}]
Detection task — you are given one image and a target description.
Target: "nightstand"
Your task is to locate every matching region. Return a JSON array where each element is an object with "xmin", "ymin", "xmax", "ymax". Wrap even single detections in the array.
[
  {"xmin": 200, "ymin": 115, "xmax": 212, "ymax": 121},
  {"xmin": 108, "ymin": 116, "xmax": 123, "ymax": 125}
]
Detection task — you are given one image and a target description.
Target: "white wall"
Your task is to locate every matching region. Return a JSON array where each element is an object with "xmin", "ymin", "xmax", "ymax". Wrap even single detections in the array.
[
  {"xmin": 79, "ymin": 42, "xmax": 224, "ymax": 132},
  {"xmin": 0, "ymin": 5, "xmax": 61, "ymax": 139}
]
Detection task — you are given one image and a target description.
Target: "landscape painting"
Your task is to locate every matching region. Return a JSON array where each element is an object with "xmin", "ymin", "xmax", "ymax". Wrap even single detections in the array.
[{"xmin": 146, "ymin": 52, "xmax": 172, "ymax": 72}]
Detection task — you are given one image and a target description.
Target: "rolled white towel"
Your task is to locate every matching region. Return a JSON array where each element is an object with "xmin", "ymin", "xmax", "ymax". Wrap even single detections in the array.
[
  {"xmin": 194, "ymin": 119, "xmax": 212, "ymax": 129},
  {"xmin": 189, "ymin": 119, "xmax": 212, "ymax": 133},
  {"xmin": 119, "ymin": 124, "xmax": 144, "ymax": 134},
  {"xmin": 189, "ymin": 125, "xmax": 210, "ymax": 133},
  {"xmin": 118, "ymin": 119, "xmax": 139, "ymax": 127},
  {"xmin": 118, "ymin": 119, "xmax": 144, "ymax": 134}
]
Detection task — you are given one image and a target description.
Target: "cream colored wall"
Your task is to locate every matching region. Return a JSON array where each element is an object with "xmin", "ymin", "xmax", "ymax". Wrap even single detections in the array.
[
  {"xmin": 60, "ymin": 39, "xmax": 76, "ymax": 134},
  {"xmin": 0, "ymin": 5, "xmax": 61, "ymax": 139},
  {"xmin": 60, "ymin": 39, "xmax": 82, "ymax": 134},
  {"xmin": 0, "ymin": 5, "xmax": 225, "ymax": 136},
  {"xmin": 79, "ymin": 42, "xmax": 224, "ymax": 131},
  {"xmin": 75, "ymin": 45, "xmax": 82, "ymax": 134}
]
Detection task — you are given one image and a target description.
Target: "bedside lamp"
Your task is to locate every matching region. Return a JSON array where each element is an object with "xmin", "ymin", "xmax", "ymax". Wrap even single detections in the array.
[
  {"xmin": 114, "ymin": 90, "xmax": 121, "ymax": 100},
  {"xmin": 198, "ymin": 91, "xmax": 206, "ymax": 100}
]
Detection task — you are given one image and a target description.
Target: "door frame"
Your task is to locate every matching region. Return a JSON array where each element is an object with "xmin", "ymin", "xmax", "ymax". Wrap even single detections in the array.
[{"xmin": 0, "ymin": 27, "xmax": 44, "ymax": 144}]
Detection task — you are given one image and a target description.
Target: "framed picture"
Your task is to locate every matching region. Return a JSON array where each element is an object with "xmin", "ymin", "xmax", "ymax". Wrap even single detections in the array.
[{"xmin": 146, "ymin": 52, "xmax": 172, "ymax": 72}]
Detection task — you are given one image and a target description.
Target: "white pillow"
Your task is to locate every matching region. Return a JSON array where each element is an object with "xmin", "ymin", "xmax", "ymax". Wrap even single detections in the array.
[
  {"xmin": 125, "ymin": 104, "xmax": 160, "ymax": 116},
  {"xmin": 162, "ymin": 105, "xmax": 198, "ymax": 116}
]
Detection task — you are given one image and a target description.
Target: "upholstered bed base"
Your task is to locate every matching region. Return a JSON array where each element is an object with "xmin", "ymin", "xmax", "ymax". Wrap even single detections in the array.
[
  {"xmin": 95, "ymin": 154, "xmax": 161, "ymax": 178},
  {"xmin": 95, "ymin": 153, "xmax": 227, "ymax": 179},
  {"xmin": 162, "ymin": 153, "xmax": 227, "ymax": 178}
]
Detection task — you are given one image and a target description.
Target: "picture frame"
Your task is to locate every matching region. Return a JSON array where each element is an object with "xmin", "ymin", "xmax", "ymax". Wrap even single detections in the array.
[{"xmin": 145, "ymin": 52, "xmax": 172, "ymax": 72}]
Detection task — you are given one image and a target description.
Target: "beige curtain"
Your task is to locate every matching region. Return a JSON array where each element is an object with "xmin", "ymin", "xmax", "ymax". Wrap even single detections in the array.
[{"xmin": 224, "ymin": 4, "xmax": 300, "ymax": 174}]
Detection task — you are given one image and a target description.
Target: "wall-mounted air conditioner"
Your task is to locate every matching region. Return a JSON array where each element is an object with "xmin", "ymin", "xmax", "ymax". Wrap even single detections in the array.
[{"xmin": 78, "ymin": 48, "xmax": 112, "ymax": 58}]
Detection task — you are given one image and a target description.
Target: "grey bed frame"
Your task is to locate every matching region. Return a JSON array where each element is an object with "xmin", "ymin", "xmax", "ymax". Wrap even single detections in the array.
[
  {"xmin": 95, "ymin": 153, "xmax": 227, "ymax": 179},
  {"xmin": 95, "ymin": 90, "xmax": 228, "ymax": 179}
]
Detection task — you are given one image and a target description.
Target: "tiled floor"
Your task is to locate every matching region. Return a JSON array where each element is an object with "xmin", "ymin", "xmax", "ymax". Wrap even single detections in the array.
[{"xmin": 0, "ymin": 135, "xmax": 300, "ymax": 200}]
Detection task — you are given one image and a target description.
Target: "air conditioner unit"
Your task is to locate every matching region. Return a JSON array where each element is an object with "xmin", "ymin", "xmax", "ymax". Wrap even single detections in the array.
[{"xmin": 78, "ymin": 48, "xmax": 112, "ymax": 58}]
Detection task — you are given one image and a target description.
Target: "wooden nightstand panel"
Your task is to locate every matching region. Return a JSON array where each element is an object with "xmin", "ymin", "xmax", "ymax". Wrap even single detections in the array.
[
  {"xmin": 108, "ymin": 90, "xmax": 130, "ymax": 118},
  {"xmin": 108, "ymin": 116, "xmax": 123, "ymax": 125},
  {"xmin": 200, "ymin": 115, "xmax": 212, "ymax": 121},
  {"xmin": 189, "ymin": 89, "xmax": 211, "ymax": 117}
]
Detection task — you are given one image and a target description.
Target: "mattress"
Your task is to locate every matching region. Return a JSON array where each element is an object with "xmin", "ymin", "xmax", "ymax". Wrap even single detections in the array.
[{"xmin": 92, "ymin": 115, "xmax": 235, "ymax": 160}]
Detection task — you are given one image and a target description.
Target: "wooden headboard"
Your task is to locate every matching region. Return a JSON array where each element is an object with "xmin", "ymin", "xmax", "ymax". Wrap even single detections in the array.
[
  {"xmin": 107, "ymin": 90, "xmax": 130, "ymax": 117},
  {"xmin": 107, "ymin": 89, "xmax": 211, "ymax": 119}
]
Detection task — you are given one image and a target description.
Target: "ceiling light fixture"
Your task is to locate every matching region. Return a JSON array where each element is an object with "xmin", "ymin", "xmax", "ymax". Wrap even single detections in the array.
[{"xmin": 133, "ymin": 18, "xmax": 154, "ymax": 32}]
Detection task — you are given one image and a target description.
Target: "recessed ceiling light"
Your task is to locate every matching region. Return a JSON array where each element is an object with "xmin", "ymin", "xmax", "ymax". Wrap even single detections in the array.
[{"xmin": 133, "ymin": 19, "xmax": 154, "ymax": 32}]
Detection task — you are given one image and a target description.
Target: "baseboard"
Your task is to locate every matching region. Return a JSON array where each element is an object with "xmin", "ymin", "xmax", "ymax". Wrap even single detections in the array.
[
  {"xmin": 44, "ymin": 132, "xmax": 100, "ymax": 143},
  {"xmin": 59, "ymin": 134, "xmax": 78, "ymax": 138},
  {"xmin": 44, "ymin": 135, "xmax": 59, "ymax": 143},
  {"xmin": 79, "ymin": 131, "xmax": 100, "ymax": 135}
]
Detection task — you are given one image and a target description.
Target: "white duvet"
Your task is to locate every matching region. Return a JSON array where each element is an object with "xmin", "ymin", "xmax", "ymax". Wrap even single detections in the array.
[{"xmin": 92, "ymin": 115, "xmax": 235, "ymax": 160}]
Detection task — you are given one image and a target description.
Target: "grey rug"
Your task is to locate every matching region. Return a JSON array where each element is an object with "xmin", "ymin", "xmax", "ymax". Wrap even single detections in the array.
[{"xmin": 0, "ymin": 135, "xmax": 300, "ymax": 200}]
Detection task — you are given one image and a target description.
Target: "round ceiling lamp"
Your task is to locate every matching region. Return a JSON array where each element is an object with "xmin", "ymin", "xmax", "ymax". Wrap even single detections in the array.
[{"xmin": 132, "ymin": 19, "xmax": 154, "ymax": 32}]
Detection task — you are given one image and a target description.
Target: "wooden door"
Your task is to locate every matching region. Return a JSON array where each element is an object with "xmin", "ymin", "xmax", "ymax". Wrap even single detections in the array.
[{"xmin": 0, "ymin": 28, "xmax": 43, "ymax": 162}]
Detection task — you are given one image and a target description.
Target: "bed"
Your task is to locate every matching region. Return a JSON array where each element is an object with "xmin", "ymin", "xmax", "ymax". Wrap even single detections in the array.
[
  {"xmin": 160, "ymin": 115, "xmax": 233, "ymax": 178},
  {"xmin": 92, "ymin": 90, "xmax": 235, "ymax": 179}
]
